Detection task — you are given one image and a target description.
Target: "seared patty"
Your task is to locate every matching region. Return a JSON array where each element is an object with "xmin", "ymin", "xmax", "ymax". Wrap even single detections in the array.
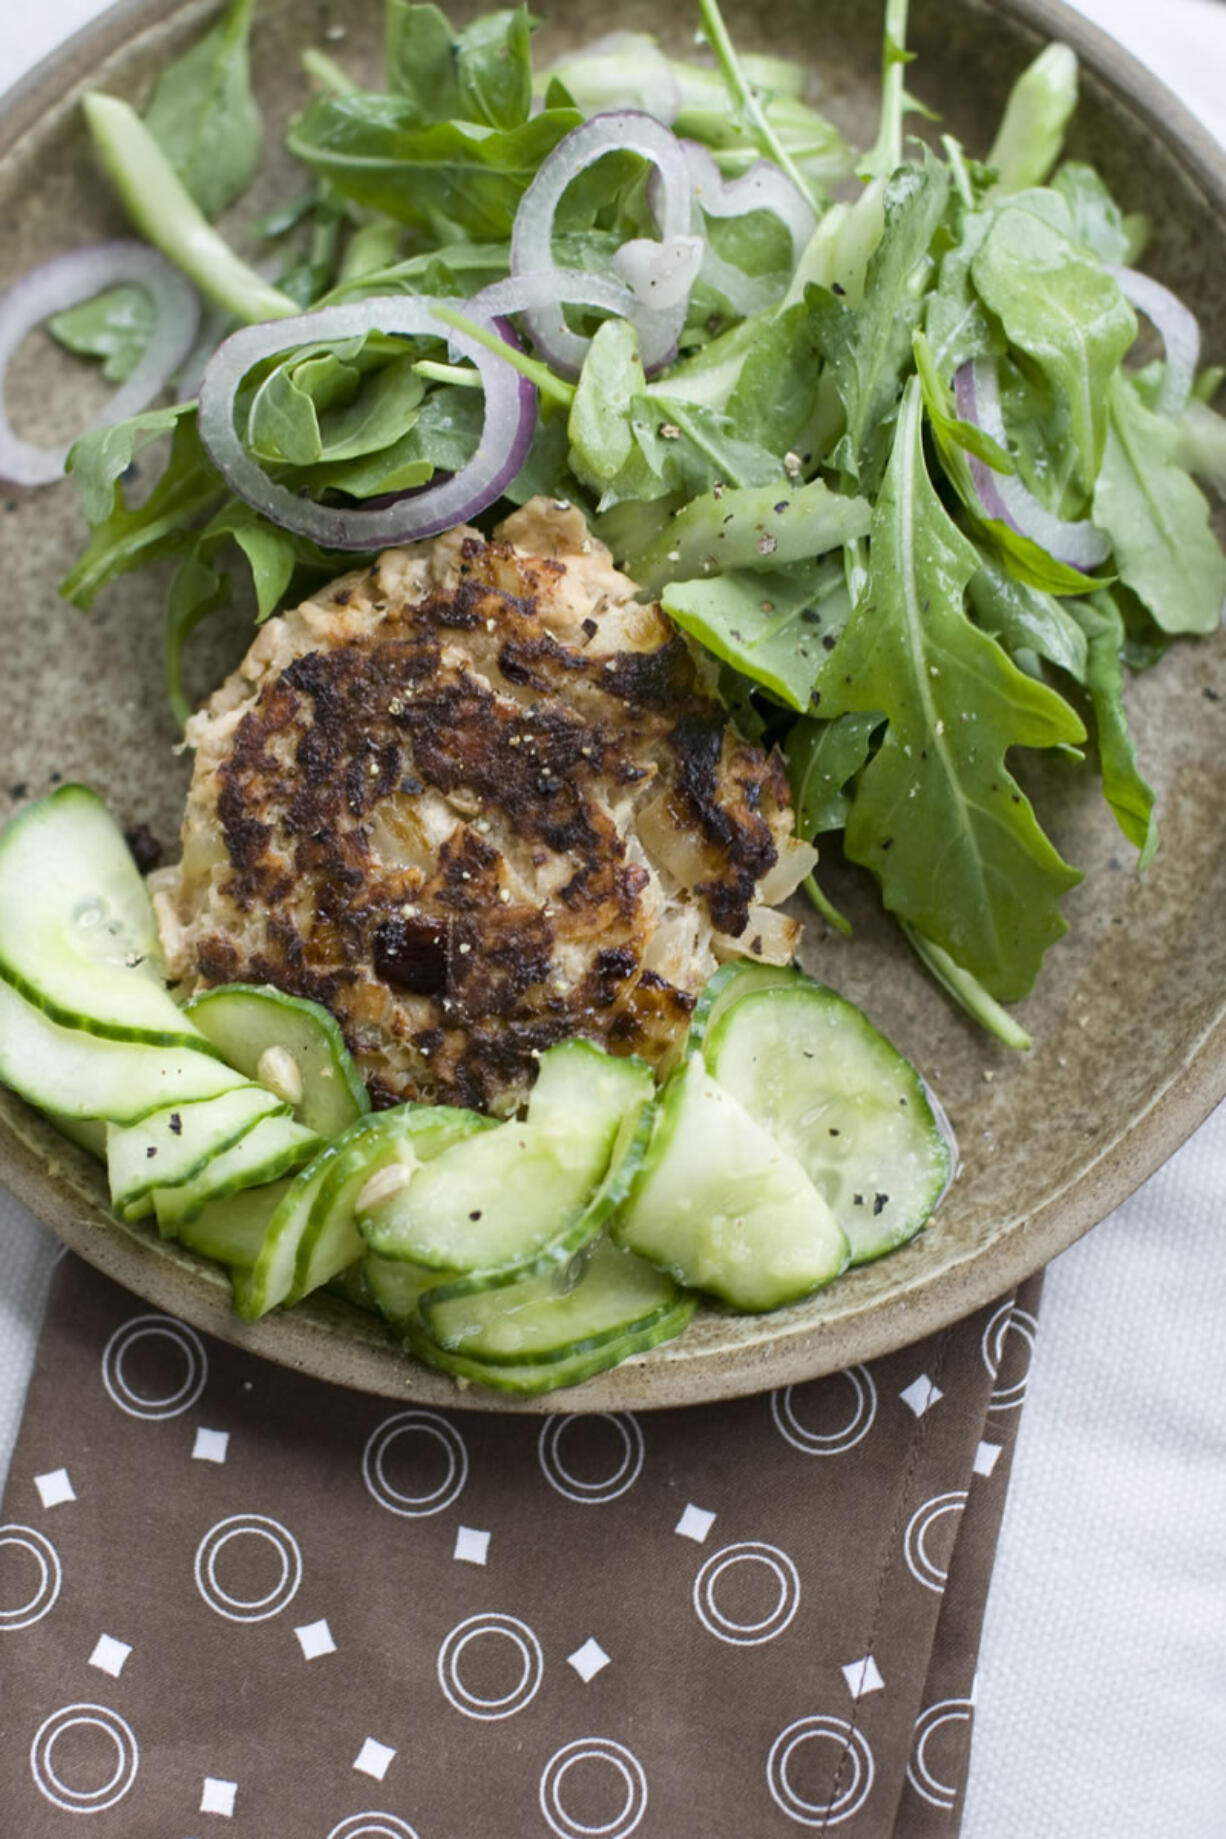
[{"xmin": 152, "ymin": 500, "xmax": 814, "ymax": 1112}]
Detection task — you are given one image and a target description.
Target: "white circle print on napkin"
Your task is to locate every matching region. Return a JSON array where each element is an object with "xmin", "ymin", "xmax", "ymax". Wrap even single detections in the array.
[
  {"xmin": 100, "ymin": 1315, "xmax": 207, "ymax": 1420},
  {"xmin": 537, "ymin": 1413, "xmax": 645, "ymax": 1504},
  {"xmin": 539, "ymin": 1737, "xmax": 649, "ymax": 1839},
  {"xmin": 193, "ymin": 1513, "xmax": 303, "ymax": 1623},
  {"xmin": 692, "ymin": 1541, "xmax": 802, "ymax": 1646},
  {"xmin": 766, "ymin": 1715, "xmax": 875, "ymax": 1828},
  {"xmin": 770, "ymin": 1367, "xmax": 879, "ymax": 1456},
  {"xmin": 436, "ymin": 1612, "xmax": 544, "ymax": 1721},
  {"xmin": 0, "ymin": 1523, "xmax": 62, "ymax": 1630},
  {"xmin": 29, "ymin": 1702, "xmax": 139, "ymax": 1816},
  {"xmin": 326, "ymin": 1815, "xmax": 422, "ymax": 1839},
  {"xmin": 362, "ymin": 1411, "xmax": 469, "ymax": 1517}
]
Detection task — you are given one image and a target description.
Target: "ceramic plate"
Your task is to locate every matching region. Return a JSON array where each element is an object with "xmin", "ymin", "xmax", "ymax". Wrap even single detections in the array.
[{"xmin": 1, "ymin": 0, "xmax": 1223, "ymax": 1411}]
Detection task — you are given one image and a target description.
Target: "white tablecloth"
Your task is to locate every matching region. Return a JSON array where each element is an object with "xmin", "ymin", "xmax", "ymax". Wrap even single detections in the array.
[{"xmin": 3, "ymin": 4, "xmax": 1224, "ymax": 1832}]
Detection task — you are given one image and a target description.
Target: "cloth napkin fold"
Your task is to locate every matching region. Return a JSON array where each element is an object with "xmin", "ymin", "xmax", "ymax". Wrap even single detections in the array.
[{"xmin": 0, "ymin": 1254, "xmax": 1040, "ymax": 1837}]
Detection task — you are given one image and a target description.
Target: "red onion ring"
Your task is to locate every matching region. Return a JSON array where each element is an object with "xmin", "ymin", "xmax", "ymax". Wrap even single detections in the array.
[
  {"xmin": 197, "ymin": 299, "xmax": 537, "ymax": 551},
  {"xmin": 954, "ymin": 359, "xmax": 1111, "ymax": 571},
  {"xmin": 647, "ymin": 140, "xmax": 816, "ymax": 317},
  {"xmin": 678, "ymin": 140, "xmax": 816, "ymax": 264},
  {"xmin": 611, "ymin": 235, "xmax": 706, "ymax": 314},
  {"xmin": 1106, "ymin": 263, "xmax": 1200, "ymax": 419},
  {"xmin": 468, "ymin": 270, "xmax": 639, "ymax": 325},
  {"xmin": 0, "ymin": 240, "xmax": 200, "ymax": 487},
  {"xmin": 510, "ymin": 111, "xmax": 696, "ymax": 377}
]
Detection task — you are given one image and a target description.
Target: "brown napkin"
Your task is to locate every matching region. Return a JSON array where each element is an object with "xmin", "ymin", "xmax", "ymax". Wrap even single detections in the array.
[{"xmin": 0, "ymin": 1254, "xmax": 1040, "ymax": 1837}]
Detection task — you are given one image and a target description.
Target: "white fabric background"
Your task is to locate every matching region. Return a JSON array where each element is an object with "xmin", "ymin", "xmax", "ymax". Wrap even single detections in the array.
[{"xmin": 1, "ymin": 3, "xmax": 1224, "ymax": 1833}]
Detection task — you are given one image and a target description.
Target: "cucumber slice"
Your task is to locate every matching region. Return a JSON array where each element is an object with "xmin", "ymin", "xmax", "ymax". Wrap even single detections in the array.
[
  {"xmin": 0, "ymin": 786, "xmax": 214, "ymax": 1049},
  {"xmin": 614, "ymin": 1056, "xmax": 849, "ymax": 1311},
  {"xmin": 0, "ymin": 976, "xmax": 247, "ymax": 1124},
  {"xmin": 413, "ymin": 1091, "xmax": 654, "ymax": 1324},
  {"xmin": 523, "ymin": 1038, "xmax": 654, "ymax": 1135},
  {"xmin": 107, "ymin": 1086, "xmax": 287, "ymax": 1222},
  {"xmin": 49, "ymin": 1115, "xmax": 107, "ymax": 1161},
  {"xmin": 325, "ymin": 1261, "xmax": 376, "ymax": 1312},
  {"xmin": 407, "ymin": 1292, "xmax": 697, "ymax": 1396},
  {"xmin": 283, "ymin": 1106, "xmax": 493, "ymax": 1311},
  {"xmin": 360, "ymin": 1043, "xmax": 653, "ymax": 1277},
  {"xmin": 153, "ymin": 1114, "xmax": 322, "ymax": 1233},
  {"xmin": 176, "ymin": 1179, "xmax": 295, "ymax": 1269},
  {"xmin": 364, "ymin": 1252, "xmax": 456, "ymax": 1326},
  {"xmin": 705, "ymin": 983, "xmax": 955, "ymax": 1265},
  {"xmin": 685, "ymin": 960, "xmax": 798, "ymax": 1062},
  {"xmin": 185, "ymin": 984, "xmax": 370, "ymax": 1137},
  {"xmin": 421, "ymin": 1234, "xmax": 684, "ymax": 1365}
]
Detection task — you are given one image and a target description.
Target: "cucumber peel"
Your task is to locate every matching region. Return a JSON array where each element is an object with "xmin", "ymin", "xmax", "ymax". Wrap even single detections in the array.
[
  {"xmin": 185, "ymin": 983, "xmax": 370, "ymax": 1137},
  {"xmin": 0, "ymin": 787, "xmax": 220, "ymax": 1052}
]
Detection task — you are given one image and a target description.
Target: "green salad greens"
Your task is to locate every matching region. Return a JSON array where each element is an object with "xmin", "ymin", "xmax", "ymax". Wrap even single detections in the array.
[{"xmin": 41, "ymin": 0, "xmax": 1226, "ymax": 1044}]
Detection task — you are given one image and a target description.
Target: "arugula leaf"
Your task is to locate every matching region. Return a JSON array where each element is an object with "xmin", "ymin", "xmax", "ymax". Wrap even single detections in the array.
[
  {"xmin": 971, "ymin": 200, "xmax": 1137, "ymax": 487},
  {"xmin": 1050, "ymin": 161, "xmax": 1148, "ymax": 266},
  {"xmin": 1092, "ymin": 373, "xmax": 1226, "ymax": 635},
  {"xmin": 584, "ymin": 394, "xmax": 785, "ymax": 513},
  {"xmin": 61, "ymin": 406, "xmax": 226, "ymax": 609},
  {"xmin": 787, "ymin": 711, "xmax": 881, "ymax": 836},
  {"xmin": 166, "ymin": 501, "xmax": 344, "ymax": 727},
  {"xmin": 143, "ymin": 0, "xmax": 261, "ymax": 220},
  {"xmin": 722, "ymin": 298, "xmax": 825, "ymax": 455},
  {"xmin": 1064, "ymin": 593, "xmax": 1158, "ymax": 866},
  {"xmin": 631, "ymin": 478, "xmax": 871, "ymax": 597},
  {"xmin": 924, "ymin": 208, "xmax": 1002, "ymax": 377},
  {"xmin": 286, "ymin": 95, "xmax": 580, "ymax": 239},
  {"xmin": 244, "ymin": 335, "xmax": 427, "ymax": 469},
  {"xmin": 662, "ymin": 561, "xmax": 850, "ymax": 711},
  {"xmin": 385, "ymin": 4, "xmax": 534, "ymax": 129},
  {"xmin": 968, "ymin": 550, "xmax": 1090, "ymax": 683},
  {"xmin": 568, "ymin": 320, "xmax": 645, "ymax": 488},
  {"xmin": 818, "ymin": 378, "xmax": 1085, "ymax": 1001},
  {"xmin": 812, "ymin": 154, "xmax": 950, "ymax": 492},
  {"xmin": 47, "ymin": 285, "xmax": 154, "ymax": 383},
  {"xmin": 505, "ymin": 406, "xmax": 576, "ymax": 506}
]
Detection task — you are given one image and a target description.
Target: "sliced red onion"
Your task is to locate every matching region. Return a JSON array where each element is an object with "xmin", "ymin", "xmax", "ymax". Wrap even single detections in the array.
[
  {"xmin": 647, "ymin": 141, "xmax": 816, "ymax": 318},
  {"xmin": 954, "ymin": 359, "xmax": 1111, "ymax": 571},
  {"xmin": 467, "ymin": 269, "xmax": 638, "ymax": 324},
  {"xmin": 197, "ymin": 299, "xmax": 536, "ymax": 551},
  {"xmin": 0, "ymin": 241, "xmax": 200, "ymax": 487},
  {"xmin": 1106, "ymin": 263, "xmax": 1200, "ymax": 419},
  {"xmin": 510, "ymin": 111, "xmax": 695, "ymax": 377},
  {"xmin": 679, "ymin": 141, "xmax": 816, "ymax": 266},
  {"xmin": 610, "ymin": 235, "xmax": 705, "ymax": 312}
]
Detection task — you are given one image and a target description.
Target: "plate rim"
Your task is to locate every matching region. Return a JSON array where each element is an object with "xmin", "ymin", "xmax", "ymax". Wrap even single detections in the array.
[{"xmin": 1, "ymin": 0, "xmax": 1224, "ymax": 1413}]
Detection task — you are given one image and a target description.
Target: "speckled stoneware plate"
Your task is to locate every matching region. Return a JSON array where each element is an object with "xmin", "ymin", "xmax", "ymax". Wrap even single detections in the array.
[{"xmin": 1, "ymin": 0, "xmax": 1224, "ymax": 1413}]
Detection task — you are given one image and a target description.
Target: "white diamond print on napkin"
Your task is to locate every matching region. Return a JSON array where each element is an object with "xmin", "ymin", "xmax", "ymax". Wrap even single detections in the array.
[
  {"xmin": 973, "ymin": 1441, "xmax": 1003, "ymax": 1477},
  {"xmin": 294, "ymin": 1619, "xmax": 336, "ymax": 1660},
  {"xmin": 453, "ymin": 1526, "xmax": 490, "ymax": 1565},
  {"xmin": 33, "ymin": 1467, "xmax": 75, "ymax": 1507},
  {"xmin": 200, "ymin": 1777, "xmax": 237, "ymax": 1817},
  {"xmin": 353, "ymin": 1738, "xmax": 396, "ymax": 1781},
  {"xmin": 899, "ymin": 1374, "xmax": 944, "ymax": 1418},
  {"xmin": 88, "ymin": 1634, "xmax": 131, "ymax": 1678},
  {"xmin": 192, "ymin": 1428, "xmax": 230, "ymax": 1464},
  {"xmin": 674, "ymin": 1503, "xmax": 716, "ymax": 1542},
  {"xmin": 841, "ymin": 1655, "xmax": 885, "ymax": 1698},
  {"xmin": 567, "ymin": 1637, "xmax": 610, "ymax": 1682}
]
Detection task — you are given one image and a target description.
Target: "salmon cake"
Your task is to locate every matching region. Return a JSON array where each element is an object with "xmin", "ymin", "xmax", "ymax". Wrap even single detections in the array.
[{"xmin": 151, "ymin": 499, "xmax": 816, "ymax": 1113}]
